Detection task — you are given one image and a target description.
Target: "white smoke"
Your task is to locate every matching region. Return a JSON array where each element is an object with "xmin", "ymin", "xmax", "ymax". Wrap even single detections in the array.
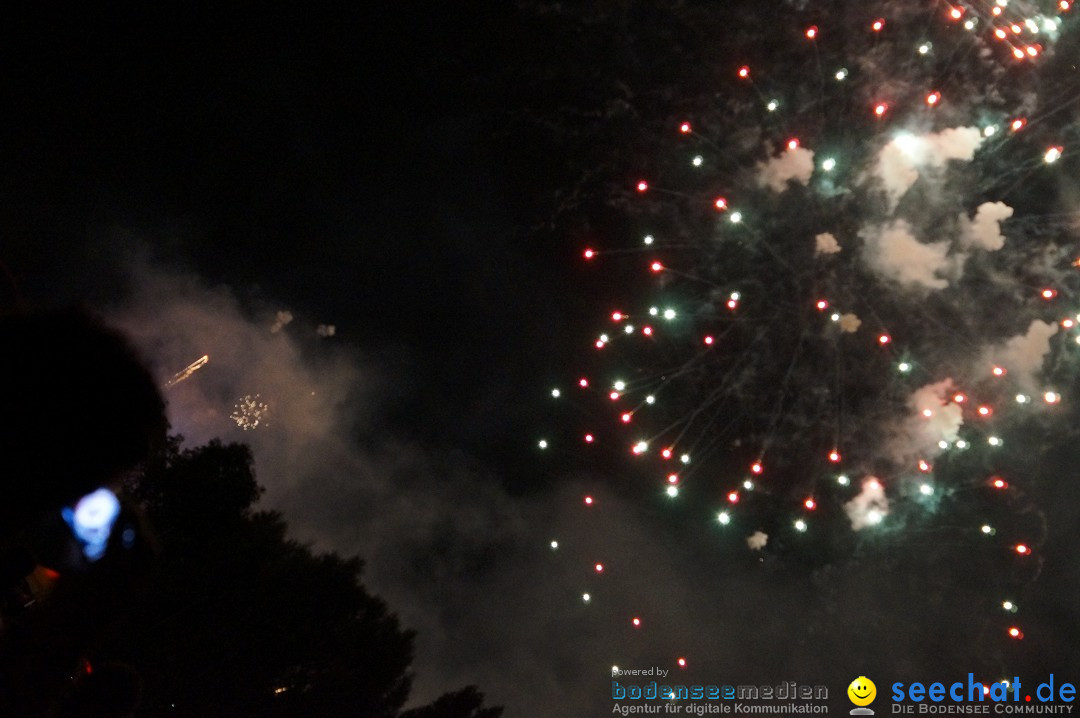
[
  {"xmin": 746, "ymin": 531, "xmax": 769, "ymax": 550},
  {"xmin": 861, "ymin": 220, "xmax": 951, "ymax": 290},
  {"xmin": 838, "ymin": 313, "xmax": 862, "ymax": 333},
  {"xmin": 874, "ymin": 127, "xmax": 985, "ymax": 208},
  {"xmin": 959, "ymin": 201, "xmax": 1013, "ymax": 251},
  {"xmin": 906, "ymin": 380, "xmax": 965, "ymax": 454},
  {"xmin": 844, "ymin": 478, "xmax": 889, "ymax": 531},
  {"xmin": 757, "ymin": 145, "xmax": 816, "ymax": 193},
  {"xmin": 987, "ymin": 320, "xmax": 1058, "ymax": 387},
  {"xmin": 270, "ymin": 309, "xmax": 294, "ymax": 334},
  {"xmin": 815, "ymin": 232, "xmax": 841, "ymax": 256}
]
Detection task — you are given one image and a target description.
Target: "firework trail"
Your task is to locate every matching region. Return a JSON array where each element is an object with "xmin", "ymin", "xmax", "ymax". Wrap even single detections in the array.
[{"xmin": 163, "ymin": 354, "xmax": 209, "ymax": 389}]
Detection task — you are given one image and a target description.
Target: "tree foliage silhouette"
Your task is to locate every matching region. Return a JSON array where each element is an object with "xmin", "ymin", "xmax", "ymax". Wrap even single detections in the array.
[{"xmin": 96, "ymin": 437, "xmax": 501, "ymax": 718}]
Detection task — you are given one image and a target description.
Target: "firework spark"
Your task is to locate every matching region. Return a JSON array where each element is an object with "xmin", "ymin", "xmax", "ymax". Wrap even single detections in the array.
[{"xmin": 231, "ymin": 394, "xmax": 269, "ymax": 431}]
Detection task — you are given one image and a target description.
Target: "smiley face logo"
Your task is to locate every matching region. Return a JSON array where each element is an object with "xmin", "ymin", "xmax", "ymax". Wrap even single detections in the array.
[{"xmin": 848, "ymin": 676, "xmax": 877, "ymax": 707}]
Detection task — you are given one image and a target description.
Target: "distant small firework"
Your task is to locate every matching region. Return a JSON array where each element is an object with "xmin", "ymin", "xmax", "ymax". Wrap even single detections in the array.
[
  {"xmin": 163, "ymin": 355, "xmax": 209, "ymax": 389},
  {"xmin": 231, "ymin": 394, "xmax": 269, "ymax": 431}
]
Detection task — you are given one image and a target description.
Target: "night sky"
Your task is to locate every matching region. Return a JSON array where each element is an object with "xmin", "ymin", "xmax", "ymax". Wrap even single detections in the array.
[{"xmin": 4, "ymin": 2, "xmax": 1080, "ymax": 716}]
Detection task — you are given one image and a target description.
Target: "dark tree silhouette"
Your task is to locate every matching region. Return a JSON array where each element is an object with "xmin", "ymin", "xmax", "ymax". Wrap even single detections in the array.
[
  {"xmin": 401, "ymin": 686, "xmax": 505, "ymax": 718},
  {"xmin": 87, "ymin": 437, "xmax": 503, "ymax": 718}
]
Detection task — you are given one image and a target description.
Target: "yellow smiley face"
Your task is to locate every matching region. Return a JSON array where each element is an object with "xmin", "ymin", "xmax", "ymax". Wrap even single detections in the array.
[{"xmin": 848, "ymin": 676, "xmax": 877, "ymax": 706}]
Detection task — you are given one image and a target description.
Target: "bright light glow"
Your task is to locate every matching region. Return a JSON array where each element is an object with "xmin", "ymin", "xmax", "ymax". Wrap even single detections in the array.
[
  {"xmin": 822, "ymin": 158, "xmax": 836, "ymax": 171},
  {"xmin": 867, "ymin": 510, "xmax": 883, "ymax": 525},
  {"xmin": 898, "ymin": 362, "xmax": 911, "ymax": 372},
  {"xmin": 633, "ymin": 441, "xmax": 648, "ymax": 454},
  {"xmin": 666, "ymin": 486, "xmax": 679, "ymax": 497},
  {"xmin": 1045, "ymin": 147, "xmax": 1063, "ymax": 163},
  {"xmin": 692, "ymin": 155, "xmax": 703, "ymax": 167},
  {"xmin": 872, "ymin": 18, "xmax": 884, "ymax": 31},
  {"xmin": 743, "ymin": 480, "xmax": 754, "ymax": 490},
  {"xmin": 835, "ymin": 68, "xmax": 848, "ymax": 80},
  {"xmin": 663, "ymin": 308, "xmax": 677, "ymax": 320},
  {"xmin": 538, "ymin": 439, "xmax": 548, "ymax": 449},
  {"xmin": 550, "ymin": 540, "xmax": 559, "ymax": 549},
  {"xmin": 1045, "ymin": 391, "xmax": 1060, "ymax": 403},
  {"xmin": 1015, "ymin": 544, "xmax": 1030, "ymax": 555},
  {"xmin": 837, "ymin": 475, "xmax": 850, "ymax": 486},
  {"xmin": 636, "ymin": 180, "xmax": 649, "ymax": 192},
  {"xmin": 650, "ymin": 261, "xmax": 664, "ymax": 272},
  {"xmin": 794, "ymin": 519, "xmax": 808, "ymax": 532},
  {"xmin": 982, "ymin": 524, "xmax": 994, "ymax": 534},
  {"xmin": 551, "ymin": 388, "xmax": 561, "ymax": 398},
  {"xmin": 956, "ymin": 440, "xmax": 968, "ymax": 449},
  {"xmin": 1003, "ymin": 600, "xmax": 1017, "ymax": 612},
  {"xmin": 920, "ymin": 484, "xmax": 934, "ymax": 496},
  {"xmin": 583, "ymin": 593, "xmax": 591, "ymax": 603},
  {"xmin": 595, "ymin": 562, "xmax": 604, "ymax": 572},
  {"xmin": 804, "ymin": 498, "xmax": 816, "ymax": 510},
  {"xmin": 714, "ymin": 197, "xmax": 728, "ymax": 210},
  {"xmin": 730, "ymin": 211, "xmax": 743, "ymax": 224},
  {"xmin": 65, "ymin": 488, "xmax": 121, "ymax": 562},
  {"xmin": 717, "ymin": 511, "xmax": 731, "ymax": 525},
  {"xmin": 584, "ymin": 496, "xmax": 594, "ymax": 505},
  {"xmin": 805, "ymin": 26, "xmax": 817, "ymax": 39},
  {"xmin": 984, "ymin": 125, "xmax": 997, "ymax": 137},
  {"xmin": 680, "ymin": 454, "xmax": 690, "ymax": 464},
  {"xmin": 988, "ymin": 436, "xmax": 1002, "ymax": 446},
  {"xmin": 644, "ymin": 234, "xmax": 654, "ymax": 245},
  {"xmin": 751, "ymin": 461, "xmax": 763, "ymax": 474},
  {"xmin": 646, "ymin": 395, "xmax": 656, "ymax": 404},
  {"xmin": 1016, "ymin": 394, "xmax": 1029, "ymax": 403},
  {"xmin": 767, "ymin": 100, "xmax": 779, "ymax": 111},
  {"xmin": 918, "ymin": 43, "xmax": 931, "ymax": 54},
  {"xmin": 680, "ymin": 122, "xmax": 692, "ymax": 134}
]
